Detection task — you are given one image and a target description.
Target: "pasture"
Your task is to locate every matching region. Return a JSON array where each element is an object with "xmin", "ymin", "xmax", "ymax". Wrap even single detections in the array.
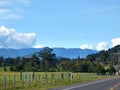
[{"xmin": 0, "ymin": 71, "xmax": 115, "ymax": 90}]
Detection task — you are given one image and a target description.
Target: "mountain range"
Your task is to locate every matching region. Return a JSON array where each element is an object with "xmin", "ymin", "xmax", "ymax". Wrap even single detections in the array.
[{"xmin": 0, "ymin": 48, "xmax": 98, "ymax": 58}]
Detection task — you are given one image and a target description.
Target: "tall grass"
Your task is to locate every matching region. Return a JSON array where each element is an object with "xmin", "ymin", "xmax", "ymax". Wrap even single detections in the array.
[{"xmin": 0, "ymin": 72, "xmax": 115, "ymax": 90}]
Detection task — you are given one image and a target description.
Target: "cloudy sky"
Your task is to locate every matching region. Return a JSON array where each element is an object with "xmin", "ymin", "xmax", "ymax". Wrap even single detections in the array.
[{"xmin": 0, "ymin": 0, "xmax": 120, "ymax": 50}]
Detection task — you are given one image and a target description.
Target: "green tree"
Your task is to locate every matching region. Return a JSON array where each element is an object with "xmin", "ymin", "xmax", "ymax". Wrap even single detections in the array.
[
  {"xmin": 9, "ymin": 65, "xmax": 14, "ymax": 71},
  {"xmin": 80, "ymin": 62, "xmax": 89, "ymax": 72},
  {"xmin": 86, "ymin": 54, "xmax": 96, "ymax": 61},
  {"xmin": 39, "ymin": 47, "xmax": 57, "ymax": 71},
  {"xmin": 74, "ymin": 60, "xmax": 82, "ymax": 72},
  {"xmin": 98, "ymin": 50, "xmax": 108, "ymax": 64},
  {"xmin": 58, "ymin": 60, "xmax": 74, "ymax": 71},
  {"xmin": 0, "ymin": 56, "xmax": 3, "ymax": 67},
  {"xmin": 106, "ymin": 66, "xmax": 116, "ymax": 75},
  {"xmin": 24, "ymin": 55, "xmax": 39, "ymax": 71},
  {"xmin": 96, "ymin": 65, "xmax": 106, "ymax": 75},
  {"xmin": 13, "ymin": 57, "xmax": 24, "ymax": 71}
]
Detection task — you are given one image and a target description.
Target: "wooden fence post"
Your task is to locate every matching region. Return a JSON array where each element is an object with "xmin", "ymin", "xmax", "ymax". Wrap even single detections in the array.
[
  {"xmin": 51, "ymin": 73, "xmax": 54, "ymax": 80},
  {"xmin": 78, "ymin": 72, "xmax": 80, "ymax": 80},
  {"xmin": 39, "ymin": 74, "xmax": 40, "ymax": 81},
  {"xmin": 41, "ymin": 72, "xmax": 44, "ymax": 84},
  {"xmin": 20, "ymin": 71, "xmax": 22, "ymax": 81},
  {"xmin": 35, "ymin": 74, "xmax": 37, "ymax": 84},
  {"xmin": 28, "ymin": 74, "xmax": 30, "ymax": 87},
  {"xmin": 4, "ymin": 75, "xmax": 6, "ymax": 90},
  {"xmin": 45, "ymin": 73, "xmax": 48, "ymax": 83},
  {"xmin": 61, "ymin": 73, "xmax": 64, "ymax": 80},
  {"xmin": 13, "ymin": 74, "xmax": 16, "ymax": 88},
  {"xmin": 22, "ymin": 75, "xmax": 24, "ymax": 88},
  {"xmin": 32, "ymin": 71, "xmax": 35, "ymax": 81},
  {"xmin": 70, "ymin": 72, "xmax": 73, "ymax": 83},
  {"xmin": 25, "ymin": 74, "xmax": 27, "ymax": 81}
]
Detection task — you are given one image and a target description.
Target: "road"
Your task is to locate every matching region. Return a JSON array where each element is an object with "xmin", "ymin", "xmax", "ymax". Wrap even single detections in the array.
[{"xmin": 49, "ymin": 77, "xmax": 120, "ymax": 90}]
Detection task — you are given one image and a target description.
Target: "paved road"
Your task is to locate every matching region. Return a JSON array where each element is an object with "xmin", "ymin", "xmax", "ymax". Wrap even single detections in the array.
[{"xmin": 49, "ymin": 78, "xmax": 120, "ymax": 90}]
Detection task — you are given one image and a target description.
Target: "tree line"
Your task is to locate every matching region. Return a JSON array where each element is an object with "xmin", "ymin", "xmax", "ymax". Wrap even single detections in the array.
[{"xmin": 0, "ymin": 46, "xmax": 119, "ymax": 75}]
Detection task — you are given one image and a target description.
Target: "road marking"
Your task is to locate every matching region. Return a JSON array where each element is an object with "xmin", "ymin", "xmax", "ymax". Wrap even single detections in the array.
[
  {"xmin": 110, "ymin": 83, "xmax": 120, "ymax": 90},
  {"xmin": 62, "ymin": 78, "xmax": 117, "ymax": 90}
]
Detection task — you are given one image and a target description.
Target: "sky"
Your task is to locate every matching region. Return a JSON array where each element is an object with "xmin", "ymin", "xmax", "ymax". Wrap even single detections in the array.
[{"xmin": 0, "ymin": 0, "xmax": 120, "ymax": 50}]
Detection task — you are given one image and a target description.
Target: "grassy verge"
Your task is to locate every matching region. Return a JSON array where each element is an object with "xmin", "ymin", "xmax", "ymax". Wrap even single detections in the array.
[{"xmin": 0, "ymin": 72, "xmax": 116, "ymax": 90}]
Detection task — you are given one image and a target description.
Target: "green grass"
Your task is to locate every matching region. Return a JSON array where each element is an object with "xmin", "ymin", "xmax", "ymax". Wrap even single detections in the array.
[
  {"xmin": 0, "ymin": 72, "xmax": 116, "ymax": 90},
  {"xmin": 0, "ymin": 67, "xmax": 10, "ymax": 72}
]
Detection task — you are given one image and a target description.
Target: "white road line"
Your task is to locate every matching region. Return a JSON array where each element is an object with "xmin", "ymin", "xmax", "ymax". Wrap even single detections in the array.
[{"xmin": 62, "ymin": 78, "xmax": 117, "ymax": 90}]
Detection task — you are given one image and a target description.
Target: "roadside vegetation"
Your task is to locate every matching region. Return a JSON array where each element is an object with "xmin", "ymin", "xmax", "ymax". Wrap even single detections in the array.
[
  {"xmin": 0, "ymin": 71, "xmax": 116, "ymax": 90},
  {"xmin": 0, "ymin": 45, "xmax": 120, "ymax": 90},
  {"xmin": 0, "ymin": 46, "xmax": 119, "ymax": 74}
]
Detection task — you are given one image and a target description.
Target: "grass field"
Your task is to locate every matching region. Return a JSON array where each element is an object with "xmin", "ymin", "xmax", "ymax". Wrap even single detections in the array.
[
  {"xmin": 0, "ymin": 67, "xmax": 10, "ymax": 72},
  {"xmin": 0, "ymin": 71, "xmax": 116, "ymax": 90}
]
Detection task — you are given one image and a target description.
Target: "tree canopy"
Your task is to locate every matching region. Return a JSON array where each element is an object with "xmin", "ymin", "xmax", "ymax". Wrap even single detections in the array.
[{"xmin": 0, "ymin": 45, "xmax": 120, "ymax": 74}]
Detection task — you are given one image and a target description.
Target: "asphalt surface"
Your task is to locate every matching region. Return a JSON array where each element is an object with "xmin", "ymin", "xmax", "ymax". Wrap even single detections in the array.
[{"xmin": 49, "ymin": 77, "xmax": 120, "ymax": 90}]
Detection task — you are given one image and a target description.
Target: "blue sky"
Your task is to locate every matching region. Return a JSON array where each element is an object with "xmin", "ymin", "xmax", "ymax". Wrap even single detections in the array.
[{"xmin": 0, "ymin": 0, "xmax": 120, "ymax": 50}]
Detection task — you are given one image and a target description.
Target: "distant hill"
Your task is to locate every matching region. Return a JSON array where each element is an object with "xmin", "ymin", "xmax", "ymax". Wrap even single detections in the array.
[
  {"xmin": 91, "ymin": 45, "xmax": 120, "ymax": 64},
  {"xmin": 53, "ymin": 48, "xmax": 98, "ymax": 58},
  {"xmin": 0, "ymin": 48, "xmax": 98, "ymax": 58}
]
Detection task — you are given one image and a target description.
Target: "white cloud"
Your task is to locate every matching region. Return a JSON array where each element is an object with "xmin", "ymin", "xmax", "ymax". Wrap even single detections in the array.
[
  {"xmin": 0, "ymin": 8, "xmax": 21, "ymax": 20},
  {"xmin": 0, "ymin": 0, "xmax": 10, "ymax": 6},
  {"xmin": 0, "ymin": 0, "xmax": 31, "ymax": 6},
  {"xmin": 96, "ymin": 42, "xmax": 108, "ymax": 51},
  {"xmin": 0, "ymin": 0, "xmax": 31, "ymax": 20},
  {"xmin": 16, "ymin": 0, "xmax": 31, "ymax": 5},
  {"xmin": 33, "ymin": 44, "xmax": 44, "ymax": 48},
  {"xmin": 80, "ymin": 42, "xmax": 109, "ymax": 51},
  {"xmin": 0, "ymin": 25, "xmax": 36, "ymax": 49},
  {"xmin": 111, "ymin": 38, "xmax": 120, "ymax": 47},
  {"xmin": 0, "ymin": 9, "xmax": 11, "ymax": 13},
  {"xmin": 80, "ymin": 44, "xmax": 94, "ymax": 49}
]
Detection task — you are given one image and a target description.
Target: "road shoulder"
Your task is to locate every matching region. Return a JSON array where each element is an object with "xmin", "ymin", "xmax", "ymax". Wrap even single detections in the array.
[{"xmin": 49, "ymin": 77, "xmax": 120, "ymax": 90}]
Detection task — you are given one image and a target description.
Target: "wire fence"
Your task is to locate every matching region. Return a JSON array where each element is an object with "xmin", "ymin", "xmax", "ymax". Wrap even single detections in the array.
[{"xmin": 0, "ymin": 72, "xmax": 106, "ymax": 90}]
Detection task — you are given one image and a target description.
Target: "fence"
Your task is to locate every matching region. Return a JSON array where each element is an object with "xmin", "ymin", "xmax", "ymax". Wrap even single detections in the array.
[{"xmin": 0, "ymin": 72, "xmax": 100, "ymax": 90}]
